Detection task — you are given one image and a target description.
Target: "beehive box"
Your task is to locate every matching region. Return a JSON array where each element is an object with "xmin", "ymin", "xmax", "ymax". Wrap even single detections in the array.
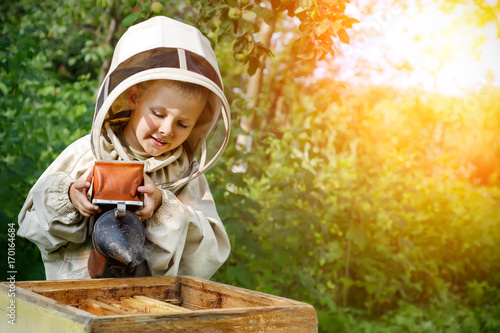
[{"xmin": 0, "ymin": 276, "xmax": 317, "ymax": 332}]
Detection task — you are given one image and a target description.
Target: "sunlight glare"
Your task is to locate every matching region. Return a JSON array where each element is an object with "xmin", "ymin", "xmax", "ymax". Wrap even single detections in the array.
[{"xmin": 333, "ymin": 0, "xmax": 500, "ymax": 96}]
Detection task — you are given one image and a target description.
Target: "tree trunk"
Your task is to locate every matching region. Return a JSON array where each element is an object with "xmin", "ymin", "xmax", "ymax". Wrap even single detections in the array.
[{"xmin": 235, "ymin": 4, "xmax": 276, "ymax": 163}]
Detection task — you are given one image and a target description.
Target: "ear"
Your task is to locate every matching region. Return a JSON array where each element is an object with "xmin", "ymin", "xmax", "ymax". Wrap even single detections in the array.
[{"xmin": 128, "ymin": 85, "xmax": 139, "ymax": 110}]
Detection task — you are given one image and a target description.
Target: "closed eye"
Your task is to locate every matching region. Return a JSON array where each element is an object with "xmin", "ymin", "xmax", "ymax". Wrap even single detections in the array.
[{"xmin": 151, "ymin": 109, "xmax": 165, "ymax": 118}]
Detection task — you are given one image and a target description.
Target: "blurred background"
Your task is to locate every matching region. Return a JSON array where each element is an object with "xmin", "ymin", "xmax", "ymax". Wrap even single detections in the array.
[{"xmin": 1, "ymin": 0, "xmax": 499, "ymax": 331}]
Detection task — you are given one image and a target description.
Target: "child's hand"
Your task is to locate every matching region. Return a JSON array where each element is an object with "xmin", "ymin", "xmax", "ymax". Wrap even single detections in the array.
[
  {"xmin": 69, "ymin": 164, "xmax": 100, "ymax": 217},
  {"xmin": 135, "ymin": 174, "xmax": 162, "ymax": 221}
]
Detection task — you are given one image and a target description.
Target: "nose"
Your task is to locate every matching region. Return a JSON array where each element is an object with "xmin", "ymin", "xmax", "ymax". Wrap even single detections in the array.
[{"xmin": 159, "ymin": 118, "xmax": 174, "ymax": 137}]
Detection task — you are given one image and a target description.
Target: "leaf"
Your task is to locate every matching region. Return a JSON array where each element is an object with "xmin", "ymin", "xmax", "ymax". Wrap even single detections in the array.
[
  {"xmin": 242, "ymin": 10, "xmax": 257, "ymax": 22},
  {"xmin": 252, "ymin": 6, "xmax": 275, "ymax": 25},
  {"xmin": 247, "ymin": 56, "xmax": 261, "ymax": 76},
  {"xmin": 342, "ymin": 17, "xmax": 360, "ymax": 28},
  {"xmin": 122, "ymin": 12, "xmax": 140, "ymax": 28},
  {"xmin": 256, "ymin": 42, "xmax": 274, "ymax": 57},
  {"xmin": 226, "ymin": 0, "xmax": 239, "ymax": 7},
  {"xmin": 337, "ymin": 28, "xmax": 350, "ymax": 44},
  {"xmin": 227, "ymin": 265, "xmax": 251, "ymax": 287},
  {"xmin": 0, "ymin": 81, "xmax": 8, "ymax": 96},
  {"xmin": 311, "ymin": 6, "xmax": 320, "ymax": 21},
  {"xmin": 346, "ymin": 226, "xmax": 367, "ymax": 248},
  {"xmin": 295, "ymin": 6, "xmax": 307, "ymax": 15},
  {"xmin": 314, "ymin": 20, "xmax": 330, "ymax": 36}
]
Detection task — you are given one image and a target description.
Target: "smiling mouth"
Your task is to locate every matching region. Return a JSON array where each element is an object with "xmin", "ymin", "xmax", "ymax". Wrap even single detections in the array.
[{"xmin": 152, "ymin": 136, "xmax": 168, "ymax": 146}]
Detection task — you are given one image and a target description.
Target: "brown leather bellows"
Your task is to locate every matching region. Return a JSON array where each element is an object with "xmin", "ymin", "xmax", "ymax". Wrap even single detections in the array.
[{"xmin": 88, "ymin": 160, "xmax": 148, "ymax": 278}]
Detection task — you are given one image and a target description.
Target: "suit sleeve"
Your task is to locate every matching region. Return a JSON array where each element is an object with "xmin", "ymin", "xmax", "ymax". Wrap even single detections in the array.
[
  {"xmin": 144, "ymin": 175, "xmax": 230, "ymax": 279},
  {"xmin": 17, "ymin": 137, "xmax": 94, "ymax": 254},
  {"xmin": 17, "ymin": 172, "xmax": 88, "ymax": 253}
]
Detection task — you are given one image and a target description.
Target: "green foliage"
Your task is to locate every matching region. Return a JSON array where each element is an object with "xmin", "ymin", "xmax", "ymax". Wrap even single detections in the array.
[
  {"xmin": 2, "ymin": 1, "xmax": 499, "ymax": 332},
  {"xmin": 122, "ymin": 0, "xmax": 358, "ymax": 74},
  {"xmin": 0, "ymin": 1, "xmax": 99, "ymax": 281},
  {"xmin": 209, "ymin": 80, "xmax": 500, "ymax": 331},
  {"xmin": 329, "ymin": 291, "xmax": 500, "ymax": 332}
]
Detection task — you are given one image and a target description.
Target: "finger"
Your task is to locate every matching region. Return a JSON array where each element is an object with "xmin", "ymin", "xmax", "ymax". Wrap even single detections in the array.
[
  {"xmin": 85, "ymin": 163, "xmax": 95, "ymax": 183},
  {"xmin": 134, "ymin": 209, "xmax": 148, "ymax": 221},
  {"xmin": 135, "ymin": 204, "xmax": 154, "ymax": 220},
  {"xmin": 79, "ymin": 206, "xmax": 100, "ymax": 217},
  {"xmin": 78, "ymin": 163, "xmax": 95, "ymax": 183},
  {"xmin": 77, "ymin": 198, "xmax": 100, "ymax": 213},
  {"xmin": 143, "ymin": 173, "xmax": 154, "ymax": 184},
  {"xmin": 137, "ymin": 185, "xmax": 155, "ymax": 195},
  {"xmin": 80, "ymin": 209, "xmax": 100, "ymax": 218},
  {"xmin": 72, "ymin": 181, "xmax": 91, "ymax": 191},
  {"xmin": 80, "ymin": 209, "xmax": 94, "ymax": 218},
  {"xmin": 71, "ymin": 187, "xmax": 99, "ymax": 213}
]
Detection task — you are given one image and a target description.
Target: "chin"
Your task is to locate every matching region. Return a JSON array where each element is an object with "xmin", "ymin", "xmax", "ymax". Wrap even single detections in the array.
[
  {"xmin": 147, "ymin": 150, "xmax": 164, "ymax": 157},
  {"xmin": 147, "ymin": 147, "xmax": 172, "ymax": 157},
  {"xmin": 143, "ymin": 141, "xmax": 179, "ymax": 157}
]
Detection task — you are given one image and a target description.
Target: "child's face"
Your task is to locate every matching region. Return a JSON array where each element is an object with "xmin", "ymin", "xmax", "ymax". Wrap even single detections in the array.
[{"xmin": 124, "ymin": 83, "xmax": 206, "ymax": 157}]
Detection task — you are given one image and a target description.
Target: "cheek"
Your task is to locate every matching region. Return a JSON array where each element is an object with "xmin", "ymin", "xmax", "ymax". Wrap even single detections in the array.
[
  {"xmin": 178, "ymin": 128, "xmax": 193, "ymax": 141},
  {"xmin": 137, "ymin": 115, "xmax": 157, "ymax": 134}
]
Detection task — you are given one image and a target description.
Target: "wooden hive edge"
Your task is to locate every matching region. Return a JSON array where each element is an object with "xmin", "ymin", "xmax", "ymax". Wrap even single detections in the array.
[
  {"xmin": 0, "ymin": 283, "xmax": 97, "ymax": 332},
  {"xmin": 13, "ymin": 276, "xmax": 181, "ymax": 293},
  {"xmin": 12, "ymin": 276, "xmax": 183, "ymax": 307},
  {"xmin": 3, "ymin": 276, "xmax": 318, "ymax": 332},
  {"xmin": 87, "ymin": 304, "xmax": 318, "ymax": 332},
  {"xmin": 179, "ymin": 275, "xmax": 313, "ymax": 309}
]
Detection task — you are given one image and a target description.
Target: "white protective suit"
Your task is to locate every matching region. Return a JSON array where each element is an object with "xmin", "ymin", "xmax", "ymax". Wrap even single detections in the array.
[{"xmin": 17, "ymin": 16, "xmax": 231, "ymax": 280}]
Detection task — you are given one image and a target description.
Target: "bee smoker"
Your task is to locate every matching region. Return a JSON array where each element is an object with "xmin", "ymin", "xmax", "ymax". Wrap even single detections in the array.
[{"xmin": 88, "ymin": 160, "xmax": 148, "ymax": 278}]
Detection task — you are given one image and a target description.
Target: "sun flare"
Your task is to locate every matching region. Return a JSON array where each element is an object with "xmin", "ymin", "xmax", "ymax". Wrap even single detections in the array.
[{"xmin": 334, "ymin": 0, "xmax": 500, "ymax": 96}]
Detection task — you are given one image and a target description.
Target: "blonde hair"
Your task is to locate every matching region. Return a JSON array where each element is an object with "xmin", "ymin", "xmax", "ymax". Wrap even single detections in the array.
[
  {"xmin": 137, "ymin": 79, "xmax": 210, "ymax": 101},
  {"xmin": 110, "ymin": 79, "xmax": 210, "ymax": 114}
]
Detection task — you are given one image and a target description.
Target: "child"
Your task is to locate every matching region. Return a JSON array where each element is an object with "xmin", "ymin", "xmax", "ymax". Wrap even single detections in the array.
[{"xmin": 17, "ymin": 16, "xmax": 231, "ymax": 280}]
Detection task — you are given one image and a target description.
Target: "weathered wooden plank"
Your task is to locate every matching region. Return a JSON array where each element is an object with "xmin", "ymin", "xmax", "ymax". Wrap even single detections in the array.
[
  {"xmin": 132, "ymin": 296, "xmax": 191, "ymax": 312},
  {"xmin": 14, "ymin": 276, "xmax": 180, "ymax": 292},
  {"xmin": 36, "ymin": 285, "xmax": 181, "ymax": 307},
  {"xmin": 88, "ymin": 306, "xmax": 318, "ymax": 332},
  {"xmin": 79, "ymin": 299, "xmax": 130, "ymax": 316},
  {"xmin": 179, "ymin": 276, "xmax": 298, "ymax": 310},
  {"xmin": 96, "ymin": 297, "xmax": 146, "ymax": 314},
  {"xmin": 16, "ymin": 277, "xmax": 182, "ymax": 307},
  {"xmin": 119, "ymin": 296, "xmax": 189, "ymax": 314},
  {"xmin": 0, "ymin": 283, "xmax": 93, "ymax": 333}
]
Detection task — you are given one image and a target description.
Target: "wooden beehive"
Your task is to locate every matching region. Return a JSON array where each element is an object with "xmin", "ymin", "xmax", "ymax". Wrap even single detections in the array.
[{"xmin": 0, "ymin": 276, "xmax": 317, "ymax": 332}]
